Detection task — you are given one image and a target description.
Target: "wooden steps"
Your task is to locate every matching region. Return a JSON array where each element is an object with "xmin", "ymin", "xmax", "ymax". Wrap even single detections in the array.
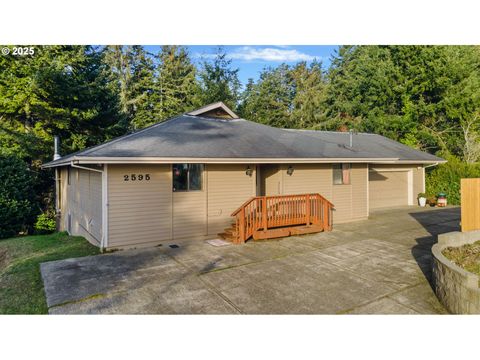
[
  {"xmin": 217, "ymin": 224, "xmax": 238, "ymax": 242},
  {"xmin": 226, "ymin": 193, "xmax": 334, "ymax": 244},
  {"xmin": 253, "ymin": 224, "xmax": 324, "ymax": 240}
]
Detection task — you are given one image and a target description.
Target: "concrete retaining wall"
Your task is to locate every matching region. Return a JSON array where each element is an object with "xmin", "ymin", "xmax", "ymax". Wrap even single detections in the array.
[{"xmin": 432, "ymin": 230, "xmax": 480, "ymax": 314}]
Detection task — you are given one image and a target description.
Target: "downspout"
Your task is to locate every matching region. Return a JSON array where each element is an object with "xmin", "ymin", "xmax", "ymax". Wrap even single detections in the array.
[
  {"xmin": 55, "ymin": 168, "xmax": 61, "ymax": 231},
  {"xmin": 70, "ymin": 161, "xmax": 108, "ymax": 250},
  {"xmin": 53, "ymin": 136, "xmax": 61, "ymax": 230}
]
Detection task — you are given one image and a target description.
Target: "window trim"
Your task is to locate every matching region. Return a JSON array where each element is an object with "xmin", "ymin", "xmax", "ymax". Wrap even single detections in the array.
[
  {"xmin": 333, "ymin": 163, "xmax": 351, "ymax": 185},
  {"xmin": 172, "ymin": 164, "xmax": 204, "ymax": 192}
]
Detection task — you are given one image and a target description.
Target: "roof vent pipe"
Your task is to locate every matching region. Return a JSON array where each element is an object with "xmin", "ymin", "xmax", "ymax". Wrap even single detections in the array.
[
  {"xmin": 349, "ymin": 129, "xmax": 353, "ymax": 148},
  {"xmin": 53, "ymin": 136, "xmax": 61, "ymax": 160}
]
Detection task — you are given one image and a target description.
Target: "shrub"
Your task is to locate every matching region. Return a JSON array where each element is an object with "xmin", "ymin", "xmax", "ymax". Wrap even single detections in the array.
[
  {"xmin": 0, "ymin": 155, "xmax": 40, "ymax": 239},
  {"xmin": 426, "ymin": 156, "xmax": 480, "ymax": 205},
  {"xmin": 417, "ymin": 192, "xmax": 427, "ymax": 199},
  {"xmin": 34, "ymin": 212, "xmax": 56, "ymax": 234}
]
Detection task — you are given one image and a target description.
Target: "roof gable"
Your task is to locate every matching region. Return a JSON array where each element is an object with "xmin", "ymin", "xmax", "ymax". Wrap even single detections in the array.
[{"xmin": 187, "ymin": 101, "xmax": 238, "ymax": 119}]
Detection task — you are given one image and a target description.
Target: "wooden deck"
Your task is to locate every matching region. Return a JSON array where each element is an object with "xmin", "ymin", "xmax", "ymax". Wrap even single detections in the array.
[{"xmin": 219, "ymin": 193, "xmax": 334, "ymax": 244}]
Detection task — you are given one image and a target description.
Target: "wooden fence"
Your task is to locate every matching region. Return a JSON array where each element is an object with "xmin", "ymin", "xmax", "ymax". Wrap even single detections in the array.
[{"xmin": 461, "ymin": 178, "xmax": 480, "ymax": 232}]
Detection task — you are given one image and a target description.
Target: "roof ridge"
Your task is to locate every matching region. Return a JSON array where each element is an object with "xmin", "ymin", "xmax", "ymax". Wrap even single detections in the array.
[{"xmin": 183, "ymin": 114, "xmax": 245, "ymax": 122}]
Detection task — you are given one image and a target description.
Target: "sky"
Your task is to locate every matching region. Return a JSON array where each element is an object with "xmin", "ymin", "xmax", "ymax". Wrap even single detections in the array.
[{"xmin": 144, "ymin": 45, "xmax": 339, "ymax": 86}]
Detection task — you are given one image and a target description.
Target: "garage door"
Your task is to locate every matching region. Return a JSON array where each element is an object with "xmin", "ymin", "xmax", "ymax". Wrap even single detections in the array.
[{"xmin": 369, "ymin": 170, "xmax": 408, "ymax": 209}]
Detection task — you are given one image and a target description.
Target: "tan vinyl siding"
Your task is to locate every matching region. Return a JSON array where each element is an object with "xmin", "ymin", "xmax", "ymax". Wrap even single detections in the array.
[
  {"xmin": 351, "ymin": 164, "xmax": 368, "ymax": 220},
  {"xmin": 59, "ymin": 167, "xmax": 102, "ymax": 245},
  {"xmin": 282, "ymin": 164, "xmax": 333, "ymax": 201},
  {"xmin": 207, "ymin": 164, "xmax": 256, "ymax": 235},
  {"xmin": 282, "ymin": 163, "xmax": 367, "ymax": 223},
  {"xmin": 332, "ymin": 183, "xmax": 352, "ymax": 222},
  {"xmin": 413, "ymin": 166, "xmax": 424, "ymax": 198},
  {"xmin": 173, "ymin": 190, "xmax": 207, "ymax": 240},
  {"xmin": 108, "ymin": 164, "xmax": 172, "ymax": 247}
]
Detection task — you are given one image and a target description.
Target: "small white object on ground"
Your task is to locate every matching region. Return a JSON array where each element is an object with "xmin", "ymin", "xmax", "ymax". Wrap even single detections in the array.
[{"xmin": 206, "ymin": 239, "xmax": 231, "ymax": 247}]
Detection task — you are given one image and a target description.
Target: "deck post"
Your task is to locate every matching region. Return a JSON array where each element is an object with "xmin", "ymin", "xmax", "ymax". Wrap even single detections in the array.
[
  {"xmin": 239, "ymin": 208, "xmax": 246, "ymax": 243},
  {"xmin": 323, "ymin": 201, "xmax": 329, "ymax": 231},
  {"xmin": 262, "ymin": 196, "xmax": 267, "ymax": 231},
  {"xmin": 305, "ymin": 194, "xmax": 310, "ymax": 226}
]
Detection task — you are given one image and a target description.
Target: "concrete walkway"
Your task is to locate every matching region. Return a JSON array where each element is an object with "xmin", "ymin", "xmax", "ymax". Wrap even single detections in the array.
[{"xmin": 40, "ymin": 206, "xmax": 460, "ymax": 314}]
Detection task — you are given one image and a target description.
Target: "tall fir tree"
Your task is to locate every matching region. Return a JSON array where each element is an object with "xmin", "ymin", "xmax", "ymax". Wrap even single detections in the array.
[
  {"xmin": 103, "ymin": 45, "xmax": 156, "ymax": 130},
  {"xmin": 154, "ymin": 45, "xmax": 200, "ymax": 122},
  {"xmin": 0, "ymin": 45, "xmax": 122, "ymax": 163},
  {"xmin": 198, "ymin": 47, "xmax": 241, "ymax": 109},
  {"xmin": 290, "ymin": 60, "xmax": 327, "ymax": 129},
  {"xmin": 0, "ymin": 45, "xmax": 123, "ymax": 218},
  {"xmin": 325, "ymin": 45, "xmax": 480, "ymax": 160},
  {"xmin": 239, "ymin": 64, "xmax": 294, "ymax": 127}
]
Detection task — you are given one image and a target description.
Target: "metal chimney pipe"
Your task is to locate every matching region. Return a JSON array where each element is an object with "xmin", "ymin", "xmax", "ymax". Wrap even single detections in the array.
[
  {"xmin": 349, "ymin": 129, "xmax": 353, "ymax": 148},
  {"xmin": 53, "ymin": 136, "xmax": 61, "ymax": 160}
]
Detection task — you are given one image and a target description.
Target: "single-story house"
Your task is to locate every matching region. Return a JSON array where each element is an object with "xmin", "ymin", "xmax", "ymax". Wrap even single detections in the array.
[{"xmin": 42, "ymin": 102, "xmax": 445, "ymax": 249}]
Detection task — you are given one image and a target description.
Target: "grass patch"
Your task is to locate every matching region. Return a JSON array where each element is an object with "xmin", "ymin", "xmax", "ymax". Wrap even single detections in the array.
[
  {"xmin": 0, "ymin": 232, "xmax": 100, "ymax": 314},
  {"xmin": 442, "ymin": 240, "xmax": 480, "ymax": 276}
]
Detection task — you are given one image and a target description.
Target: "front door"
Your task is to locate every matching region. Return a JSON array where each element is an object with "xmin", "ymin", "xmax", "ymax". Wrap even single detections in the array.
[{"xmin": 258, "ymin": 164, "xmax": 282, "ymax": 196}]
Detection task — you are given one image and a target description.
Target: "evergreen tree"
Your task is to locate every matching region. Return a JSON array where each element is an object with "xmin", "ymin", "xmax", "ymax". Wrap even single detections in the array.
[
  {"xmin": 0, "ymin": 45, "xmax": 122, "ymax": 163},
  {"xmin": 198, "ymin": 47, "xmax": 241, "ymax": 109},
  {"xmin": 239, "ymin": 64, "xmax": 294, "ymax": 127},
  {"xmin": 154, "ymin": 46, "xmax": 200, "ymax": 123},
  {"xmin": 239, "ymin": 61, "xmax": 327, "ymax": 129},
  {"xmin": 325, "ymin": 45, "xmax": 480, "ymax": 159},
  {"xmin": 290, "ymin": 60, "xmax": 327, "ymax": 129},
  {"xmin": 103, "ymin": 45, "xmax": 156, "ymax": 129}
]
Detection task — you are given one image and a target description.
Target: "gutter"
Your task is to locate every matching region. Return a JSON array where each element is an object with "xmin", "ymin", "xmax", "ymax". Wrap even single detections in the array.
[
  {"xmin": 42, "ymin": 156, "xmax": 446, "ymax": 168},
  {"xmin": 70, "ymin": 162, "xmax": 104, "ymax": 173},
  {"xmin": 424, "ymin": 162, "xmax": 440, "ymax": 169}
]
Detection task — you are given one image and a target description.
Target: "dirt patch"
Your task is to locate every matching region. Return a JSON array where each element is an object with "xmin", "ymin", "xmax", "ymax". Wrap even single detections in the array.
[{"xmin": 442, "ymin": 240, "xmax": 480, "ymax": 276}]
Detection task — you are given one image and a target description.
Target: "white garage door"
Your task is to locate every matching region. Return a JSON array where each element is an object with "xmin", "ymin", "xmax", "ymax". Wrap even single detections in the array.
[{"xmin": 369, "ymin": 170, "xmax": 409, "ymax": 209}]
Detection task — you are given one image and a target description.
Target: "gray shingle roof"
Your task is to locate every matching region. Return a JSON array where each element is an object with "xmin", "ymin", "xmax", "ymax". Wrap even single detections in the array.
[{"xmin": 43, "ymin": 113, "xmax": 444, "ymax": 167}]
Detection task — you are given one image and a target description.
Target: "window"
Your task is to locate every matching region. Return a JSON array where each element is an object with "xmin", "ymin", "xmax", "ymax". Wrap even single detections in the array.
[
  {"xmin": 333, "ymin": 164, "xmax": 351, "ymax": 185},
  {"xmin": 173, "ymin": 164, "xmax": 203, "ymax": 191}
]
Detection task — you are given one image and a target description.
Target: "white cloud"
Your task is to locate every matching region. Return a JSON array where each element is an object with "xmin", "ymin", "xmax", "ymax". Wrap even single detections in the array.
[{"xmin": 229, "ymin": 46, "xmax": 315, "ymax": 62}]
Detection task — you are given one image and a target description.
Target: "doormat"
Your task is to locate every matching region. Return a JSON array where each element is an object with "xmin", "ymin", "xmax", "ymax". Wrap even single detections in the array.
[{"xmin": 206, "ymin": 239, "xmax": 231, "ymax": 247}]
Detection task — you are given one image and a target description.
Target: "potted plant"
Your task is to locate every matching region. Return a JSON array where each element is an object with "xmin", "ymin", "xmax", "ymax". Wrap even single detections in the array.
[
  {"xmin": 417, "ymin": 193, "xmax": 427, "ymax": 207},
  {"xmin": 437, "ymin": 192, "xmax": 447, "ymax": 207},
  {"xmin": 427, "ymin": 196, "xmax": 437, "ymax": 207}
]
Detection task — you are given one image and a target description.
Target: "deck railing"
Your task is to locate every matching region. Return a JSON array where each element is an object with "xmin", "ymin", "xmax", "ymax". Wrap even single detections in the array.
[{"xmin": 230, "ymin": 193, "xmax": 334, "ymax": 244}]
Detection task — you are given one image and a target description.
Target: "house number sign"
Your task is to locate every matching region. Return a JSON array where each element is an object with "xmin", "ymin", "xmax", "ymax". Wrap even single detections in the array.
[{"xmin": 123, "ymin": 174, "xmax": 151, "ymax": 181}]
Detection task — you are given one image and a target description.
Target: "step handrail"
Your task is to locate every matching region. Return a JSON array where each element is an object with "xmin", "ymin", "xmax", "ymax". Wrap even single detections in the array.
[{"xmin": 231, "ymin": 193, "xmax": 333, "ymax": 217}]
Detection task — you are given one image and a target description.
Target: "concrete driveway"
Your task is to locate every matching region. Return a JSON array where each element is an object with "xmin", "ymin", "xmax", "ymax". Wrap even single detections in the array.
[{"xmin": 40, "ymin": 206, "xmax": 459, "ymax": 314}]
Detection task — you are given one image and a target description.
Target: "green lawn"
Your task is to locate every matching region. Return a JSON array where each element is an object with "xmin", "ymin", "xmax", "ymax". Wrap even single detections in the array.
[
  {"xmin": 0, "ymin": 232, "xmax": 100, "ymax": 314},
  {"xmin": 442, "ymin": 240, "xmax": 480, "ymax": 276}
]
